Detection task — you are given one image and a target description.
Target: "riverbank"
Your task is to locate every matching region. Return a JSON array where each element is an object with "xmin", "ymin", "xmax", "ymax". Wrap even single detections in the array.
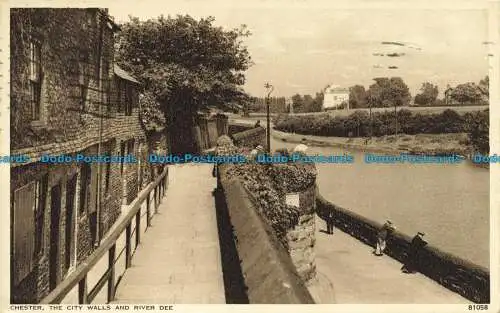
[{"xmin": 272, "ymin": 129, "xmax": 471, "ymax": 156}]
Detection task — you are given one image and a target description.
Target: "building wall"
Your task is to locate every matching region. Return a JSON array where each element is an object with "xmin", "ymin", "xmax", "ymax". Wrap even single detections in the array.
[
  {"xmin": 10, "ymin": 8, "xmax": 157, "ymax": 304},
  {"xmin": 323, "ymin": 86, "xmax": 349, "ymax": 109}
]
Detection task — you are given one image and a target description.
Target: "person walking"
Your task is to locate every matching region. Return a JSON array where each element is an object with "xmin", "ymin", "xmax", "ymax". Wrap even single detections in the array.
[
  {"xmin": 401, "ymin": 232, "xmax": 427, "ymax": 274},
  {"xmin": 326, "ymin": 210, "xmax": 335, "ymax": 234},
  {"xmin": 374, "ymin": 220, "xmax": 395, "ymax": 256}
]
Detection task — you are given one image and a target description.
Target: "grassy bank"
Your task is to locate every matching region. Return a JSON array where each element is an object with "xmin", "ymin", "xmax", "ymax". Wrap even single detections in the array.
[{"xmin": 272, "ymin": 129, "xmax": 470, "ymax": 156}]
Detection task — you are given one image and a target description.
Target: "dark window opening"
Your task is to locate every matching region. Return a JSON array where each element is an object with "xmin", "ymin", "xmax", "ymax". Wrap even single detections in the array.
[
  {"xmin": 79, "ymin": 163, "xmax": 91, "ymax": 215},
  {"xmin": 104, "ymin": 162, "xmax": 111, "ymax": 194},
  {"xmin": 78, "ymin": 52, "xmax": 89, "ymax": 110},
  {"xmin": 120, "ymin": 141, "xmax": 126, "ymax": 175},
  {"xmin": 29, "ymin": 41, "xmax": 42, "ymax": 121},
  {"xmin": 34, "ymin": 175, "xmax": 48, "ymax": 256}
]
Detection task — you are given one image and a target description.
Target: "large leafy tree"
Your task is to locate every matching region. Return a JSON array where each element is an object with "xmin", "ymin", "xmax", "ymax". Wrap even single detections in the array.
[
  {"xmin": 366, "ymin": 77, "xmax": 411, "ymax": 108},
  {"xmin": 115, "ymin": 14, "xmax": 252, "ymax": 116},
  {"xmin": 414, "ymin": 82, "xmax": 439, "ymax": 106},
  {"xmin": 348, "ymin": 85, "xmax": 368, "ymax": 108},
  {"xmin": 479, "ymin": 75, "xmax": 489, "ymax": 98},
  {"xmin": 291, "ymin": 94, "xmax": 305, "ymax": 113},
  {"xmin": 450, "ymin": 82, "xmax": 483, "ymax": 105}
]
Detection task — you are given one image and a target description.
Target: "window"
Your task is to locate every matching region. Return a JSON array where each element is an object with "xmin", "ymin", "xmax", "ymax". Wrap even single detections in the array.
[
  {"xmin": 127, "ymin": 139, "xmax": 135, "ymax": 156},
  {"xmin": 104, "ymin": 144, "xmax": 112, "ymax": 194},
  {"xmin": 64, "ymin": 175, "xmax": 77, "ymax": 272},
  {"xmin": 125, "ymin": 83, "xmax": 133, "ymax": 116},
  {"xmin": 29, "ymin": 41, "xmax": 42, "ymax": 121},
  {"xmin": 120, "ymin": 141, "xmax": 126, "ymax": 175},
  {"xmin": 104, "ymin": 163, "xmax": 111, "ymax": 194},
  {"xmin": 34, "ymin": 176, "xmax": 48, "ymax": 255},
  {"xmin": 116, "ymin": 80, "xmax": 123, "ymax": 113},
  {"xmin": 12, "ymin": 176, "xmax": 47, "ymax": 285},
  {"xmin": 78, "ymin": 52, "xmax": 89, "ymax": 110},
  {"xmin": 79, "ymin": 163, "xmax": 91, "ymax": 215},
  {"xmin": 102, "ymin": 60, "xmax": 110, "ymax": 112}
]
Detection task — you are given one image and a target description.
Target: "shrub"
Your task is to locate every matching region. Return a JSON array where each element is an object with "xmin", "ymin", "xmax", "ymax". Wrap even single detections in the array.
[
  {"xmin": 468, "ymin": 110, "xmax": 489, "ymax": 154},
  {"xmin": 273, "ymin": 109, "xmax": 480, "ymax": 138}
]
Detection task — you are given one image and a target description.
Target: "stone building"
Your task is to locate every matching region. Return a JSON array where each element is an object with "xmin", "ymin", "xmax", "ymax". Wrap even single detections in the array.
[{"xmin": 10, "ymin": 8, "xmax": 163, "ymax": 303}]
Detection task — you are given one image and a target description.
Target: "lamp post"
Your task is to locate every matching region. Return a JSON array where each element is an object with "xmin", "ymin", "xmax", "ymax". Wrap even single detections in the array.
[
  {"xmin": 264, "ymin": 82, "xmax": 274, "ymax": 153},
  {"xmin": 394, "ymin": 101, "xmax": 398, "ymax": 136}
]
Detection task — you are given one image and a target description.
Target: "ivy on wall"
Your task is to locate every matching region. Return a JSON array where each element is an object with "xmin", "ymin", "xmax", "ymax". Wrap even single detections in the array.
[{"xmin": 218, "ymin": 137, "xmax": 317, "ymax": 248}]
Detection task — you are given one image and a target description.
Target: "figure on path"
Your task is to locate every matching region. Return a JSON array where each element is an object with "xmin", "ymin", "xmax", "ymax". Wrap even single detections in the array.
[
  {"xmin": 326, "ymin": 210, "xmax": 335, "ymax": 234},
  {"xmin": 254, "ymin": 120, "xmax": 261, "ymax": 128},
  {"xmin": 401, "ymin": 232, "xmax": 428, "ymax": 274},
  {"xmin": 293, "ymin": 144, "xmax": 308, "ymax": 154},
  {"xmin": 374, "ymin": 220, "xmax": 395, "ymax": 256}
]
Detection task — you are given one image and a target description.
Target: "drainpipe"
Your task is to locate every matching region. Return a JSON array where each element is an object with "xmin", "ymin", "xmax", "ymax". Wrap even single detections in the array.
[{"xmin": 95, "ymin": 11, "xmax": 104, "ymax": 246}]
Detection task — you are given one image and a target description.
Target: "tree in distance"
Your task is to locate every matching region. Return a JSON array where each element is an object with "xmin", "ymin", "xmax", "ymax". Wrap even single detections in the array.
[{"xmin": 414, "ymin": 82, "xmax": 439, "ymax": 106}]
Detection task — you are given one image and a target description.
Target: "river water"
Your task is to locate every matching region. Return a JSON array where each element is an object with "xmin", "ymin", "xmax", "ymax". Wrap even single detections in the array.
[{"xmin": 270, "ymin": 136, "xmax": 490, "ymax": 268}]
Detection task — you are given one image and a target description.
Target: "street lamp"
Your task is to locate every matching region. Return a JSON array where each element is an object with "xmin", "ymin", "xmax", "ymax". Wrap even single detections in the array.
[{"xmin": 264, "ymin": 82, "xmax": 274, "ymax": 153}]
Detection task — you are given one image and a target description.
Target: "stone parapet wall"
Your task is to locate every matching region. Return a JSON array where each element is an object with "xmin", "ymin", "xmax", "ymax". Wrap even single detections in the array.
[
  {"xmin": 228, "ymin": 123, "xmax": 253, "ymax": 136},
  {"xmin": 284, "ymin": 184, "xmax": 316, "ymax": 283},
  {"xmin": 231, "ymin": 126, "xmax": 266, "ymax": 149},
  {"xmin": 216, "ymin": 133, "xmax": 317, "ymax": 285},
  {"xmin": 217, "ymin": 165, "xmax": 315, "ymax": 303}
]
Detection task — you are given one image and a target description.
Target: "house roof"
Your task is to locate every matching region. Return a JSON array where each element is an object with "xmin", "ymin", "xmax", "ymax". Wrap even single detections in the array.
[
  {"xmin": 114, "ymin": 64, "xmax": 140, "ymax": 84},
  {"xmin": 325, "ymin": 84, "xmax": 349, "ymax": 93}
]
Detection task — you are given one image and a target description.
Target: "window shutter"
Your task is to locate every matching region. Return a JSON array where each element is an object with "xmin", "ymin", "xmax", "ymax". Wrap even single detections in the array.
[{"xmin": 13, "ymin": 182, "xmax": 36, "ymax": 285}]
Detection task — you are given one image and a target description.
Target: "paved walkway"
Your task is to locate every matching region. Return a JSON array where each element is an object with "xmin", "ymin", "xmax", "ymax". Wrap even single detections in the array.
[
  {"xmin": 111, "ymin": 164, "xmax": 225, "ymax": 304},
  {"xmin": 308, "ymin": 216, "xmax": 470, "ymax": 304}
]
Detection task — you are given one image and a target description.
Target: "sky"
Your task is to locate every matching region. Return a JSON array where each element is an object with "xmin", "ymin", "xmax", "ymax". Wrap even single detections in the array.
[{"xmin": 107, "ymin": 0, "xmax": 493, "ymax": 98}]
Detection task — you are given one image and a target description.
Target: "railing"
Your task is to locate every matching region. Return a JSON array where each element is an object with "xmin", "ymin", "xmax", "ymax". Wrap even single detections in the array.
[
  {"xmin": 316, "ymin": 194, "xmax": 490, "ymax": 304},
  {"xmin": 40, "ymin": 167, "xmax": 169, "ymax": 304}
]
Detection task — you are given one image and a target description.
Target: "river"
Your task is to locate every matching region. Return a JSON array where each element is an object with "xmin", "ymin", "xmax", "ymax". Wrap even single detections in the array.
[{"xmin": 270, "ymin": 135, "xmax": 490, "ymax": 268}]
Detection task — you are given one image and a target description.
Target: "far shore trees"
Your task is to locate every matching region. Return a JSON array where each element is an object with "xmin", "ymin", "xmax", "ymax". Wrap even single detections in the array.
[
  {"xmin": 366, "ymin": 77, "xmax": 411, "ymax": 108},
  {"xmin": 414, "ymin": 82, "xmax": 439, "ymax": 106}
]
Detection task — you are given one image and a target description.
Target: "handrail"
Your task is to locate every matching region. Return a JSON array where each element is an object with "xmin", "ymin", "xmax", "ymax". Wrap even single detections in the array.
[
  {"xmin": 316, "ymin": 194, "xmax": 490, "ymax": 303},
  {"xmin": 40, "ymin": 168, "xmax": 168, "ymax": 304}
]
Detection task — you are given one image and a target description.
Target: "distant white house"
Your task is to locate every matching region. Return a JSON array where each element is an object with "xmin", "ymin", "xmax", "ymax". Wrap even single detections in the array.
[{"xmin": 323, "ymin": 85, "xmax": 349, "ymax": 110}]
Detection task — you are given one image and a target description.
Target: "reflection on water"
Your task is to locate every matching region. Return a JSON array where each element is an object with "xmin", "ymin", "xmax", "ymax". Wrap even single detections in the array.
[{"xmin": 271, "ymin": 137, "xmax": 490, "ymax": 268}]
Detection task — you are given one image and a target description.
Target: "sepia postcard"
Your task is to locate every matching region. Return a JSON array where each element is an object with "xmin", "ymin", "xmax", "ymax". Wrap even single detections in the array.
[{"xmin": 1, "ymin": 0, "xmax": 499, "ymax": 312}]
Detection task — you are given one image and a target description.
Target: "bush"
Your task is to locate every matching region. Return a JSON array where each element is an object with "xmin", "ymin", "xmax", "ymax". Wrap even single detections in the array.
[
  {"xmin": 273, "ymin": 109, "xmax": 484, "ymax": 138},
  {"xmin": 468, "ymin": 110, "xmax": 489, "ymax": 154}
]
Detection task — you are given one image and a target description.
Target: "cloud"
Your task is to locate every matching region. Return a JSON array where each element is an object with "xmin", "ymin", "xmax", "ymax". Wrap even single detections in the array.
[{"xmin": 305, "ymin": 49, "xmax": 334, "ymax": 56}]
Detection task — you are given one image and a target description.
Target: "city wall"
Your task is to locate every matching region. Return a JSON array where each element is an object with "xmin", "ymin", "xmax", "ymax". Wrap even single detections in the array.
[
  {"xmin": 231, "ymin": 127, "xmax": 266, "ymax": 149},
  {"xmin": 216, "ymin": 165, "xmax": 315, "ymax": 304},
  {"xmin": 316, "ymin": 194, "xmax": 490, "ymax": 304}
]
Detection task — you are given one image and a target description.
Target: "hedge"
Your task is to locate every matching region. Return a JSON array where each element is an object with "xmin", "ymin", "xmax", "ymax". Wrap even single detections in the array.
[{"xmin": 273, "ymin": 109, "xmax": 489, "ymax": 138}]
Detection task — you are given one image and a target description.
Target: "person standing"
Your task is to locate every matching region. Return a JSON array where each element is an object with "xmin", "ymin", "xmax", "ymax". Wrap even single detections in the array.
[
  {"xmin": 374, "ymin": 220, "xmax": 395, "ymax": 256},
  {"xmin": 401, "ymin": 232, "xmax": 427, "ymax": 274},
  {"xmin": 326, "ymin": 210, "xmax": 335, "ymax": 234}
]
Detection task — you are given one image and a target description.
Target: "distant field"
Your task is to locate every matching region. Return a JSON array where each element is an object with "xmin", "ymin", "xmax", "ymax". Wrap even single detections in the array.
[{"xmin": 240, "ymin": 105, "xmax": 489, "ymax": 119}]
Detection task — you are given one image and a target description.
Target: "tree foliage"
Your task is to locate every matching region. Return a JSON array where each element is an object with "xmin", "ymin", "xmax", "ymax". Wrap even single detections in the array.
[
  {"xmin": 115, "ymin": 14, "xmax": 253, "ymax": 116},
  {"xmin": 289, "ymin": 93, "xmax": 323, "ymax": 113},
  {"xmin": 414, "ymin": 82, "xmax": 439, "ymax": 106},
  {"xmin": 450, "ymin": 82, "xmax": 484, "ymax": 105},
  {"xmin": 349, "ymin": 85, "xmax": 368, "ymax": 108},
  {"xmin": 467, "ymin": 109, "xmax": 489, "ymax": 154},
  {"xmin": 478, "ymin": 75, "xmax": 489, "ymax": 98},
  {"xmin": 139, "ymin": 91, "xmax": 167, "ymax": 132},
  {"xmin": 274, "ymin": 108, "xmax": 488, "ymax": 138},
  {"xmin": 366, "ymin": 77, "xmax": 411, "ymax": 108}
]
